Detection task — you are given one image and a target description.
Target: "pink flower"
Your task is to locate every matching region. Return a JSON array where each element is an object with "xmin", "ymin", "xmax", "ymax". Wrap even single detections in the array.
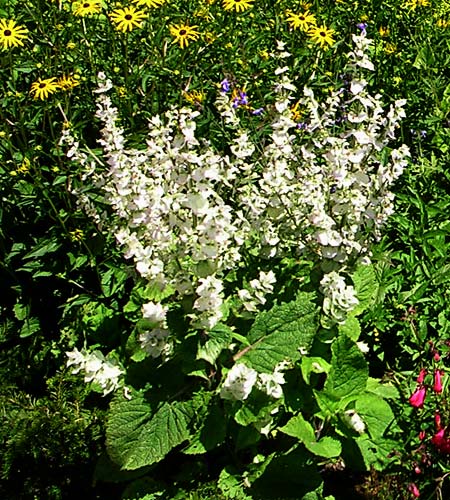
[
  {"xmin": 419, "ymin": 430, "xmax": 426, "ymax": 441},
  {"xmin": 417, "ymin": 368, "xmax": 427, "ymax": 384},
  {"xmin": 408, "ymin": 482, "xmax": 420, "ymax": 498},
  {"xmin": 434, "ymin": 370, "xmax": 443, "ymax": 393},
  {"xmin": 435, "ymin": 412, "xmax": 442, "ymax": 430},
  {"xmin": 431, "ymin": 428, "xmax": 450, "ymax": 453},
  {"xmin": 409, "ymin": 386, "xmax": 426, "ymax": 408},
  {"xmin": 434, "ymin": 352, "xmax": 441, "ymax": 361}
]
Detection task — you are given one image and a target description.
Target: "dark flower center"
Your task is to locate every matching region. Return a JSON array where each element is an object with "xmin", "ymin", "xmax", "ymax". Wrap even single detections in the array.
[
  {"xmin": 84, "ymin": 3, "xmax": 90, "ymax": 7},
  {"xmin": 4, "ymin": 29, "xmax": 11, "ymax": 36},
  {"xmin": 125, "ymin": 14, "xmax": 133, "ymax": 20},
  {"xmin": 39, "ymin": 83, "xmax": 46, "ymax": 88},
  {"xmin": 179, "ymin": 29, "xmax": 187, "ymax": 35},
  {"xmin": 320, "ymin": 31, "xmax": 326, "ymax": 37}
]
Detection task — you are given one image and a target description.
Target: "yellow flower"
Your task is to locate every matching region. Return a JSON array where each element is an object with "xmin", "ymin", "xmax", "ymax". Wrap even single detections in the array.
[
  {"xmin": 436, "ymin": 18, "xmax": 450, "ymax": 28},
  {"xmin": 183, "ymin": 89, "xmax": 205, "ymax": 105},
  {"xmin": 132, "ymin": 0, "xmax": 166, "ymax": 7},
  {"xmin": 222, "ymin": 0, "xmax": 254, "ymax": 13},
  {"xmin": 169, "ymin": 23, "xmax": 200, "ymax": 48},
  {"xmin": 58, "ymin": 74, "xmax": 80, "ymax": 91},
  {"xmin": 110, "ymin": 6, "xmax": 147, "ymax": 32},
  {"xmin": 0, "ymin": 19, "xmax": 29, "ymax": 50},
  {"xmin": 67, "ymin": 41, "xmax": 77, "ymax": 49},
  {"xmin": 308, "ymin": 24, "xmax": 335, "ymax": 49},
  {"xmin": 73, "ymin": 0, "xmax": 102, "ymax": 16},
  {"xmin": 30, "ymin": 77, "xmax": 60, "ymax": 100},
  {"xmin": 402, "ymin": 0, "xmax": 430, "ymax": 9},
  {"xmin": 290, "ymin": 101, "xmax": 303, "ymax": 122},
  {"xmin": 69, "ymin": 229, "xmax": 85, "ymax": 242},
  {"xmin": 384, "ymin": 42, "xmax": 397, "ymax": 54},
  {"xmin": 378, "ymin": 26, "xmax": 390, "ymax": 37},
  {"xmin": 286, "ymin": 10, "xmax": 317, "ymax": 31},
  {"xmin": 17, "ymin": 158, "xmax": 31, "ymax": 174}
]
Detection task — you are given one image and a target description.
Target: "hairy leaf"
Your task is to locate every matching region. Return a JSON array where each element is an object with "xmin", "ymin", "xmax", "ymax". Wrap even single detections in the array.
[
  {"xmin": 107, "ymin": 394, "xmax": 194, "ymax": 470},
  {"xmin": 323, "ymin": 333, "xmax": 368, "ymax": 400},
  {"xmin": 240, "ymin": 293, "xmax": 319, "ymax": 373}
]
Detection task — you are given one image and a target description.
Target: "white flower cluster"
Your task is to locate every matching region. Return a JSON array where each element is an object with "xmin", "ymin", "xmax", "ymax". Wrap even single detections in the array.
[
  {"xmin": 238, "ymin": 270, "xmax": 277, "ymax": 312},
  {"xmin": 62, "ymin": 31, "xmax": 408, "ymax": 347},
  {"xmin": 232, "ymin": 32, "xmax": 409, "ymax": 264},
  {"xmin": 220, "ymin": 361, "xmax": 288, "ymax": 401},
  {"xmin": 66, "ymin": 348, "xmax": 123, "ymax": 395},
  {"xmin": 138, "ymin": 301, "xmax": 173, "ymax": 359},
  {"xmin": 320, "ymin": 271, "xmax": 359, "ymax": 324}
]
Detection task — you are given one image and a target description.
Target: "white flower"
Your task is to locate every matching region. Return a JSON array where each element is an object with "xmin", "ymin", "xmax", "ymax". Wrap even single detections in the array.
[
  {"xmin": 220, "ymin": 363, "xmax": 258, "ymax": 401},
  {"xmin": 344, "ymin": 409, "xmax": 366, "ymax": 434},
  {"xmin": 139, "ymin": 328, "xmax": 172, "ymax": 359},
  {"xmin": 142, "ymin": 301, "xmax": 168, "ymax": 324},
  {"xmin": 321, "ymin": 272, "xmax": 359, "ymax": 323},
  {"xmin": 65, "ymin": 348, "xmax": 123, "ymax": 396}
]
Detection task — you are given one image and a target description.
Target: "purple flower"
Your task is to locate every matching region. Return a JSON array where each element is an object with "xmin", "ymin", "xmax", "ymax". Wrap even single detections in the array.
[
  {"xmin": 221, "ymin": 79, "xmax": 230, "ymax": 93},
  {"xmin": 356, "ymin": 22, "xmax": 367, "ymax": 34},
  {"xmin": 252, "ymin": 108, "xmax": 264, "ymax": 116}
]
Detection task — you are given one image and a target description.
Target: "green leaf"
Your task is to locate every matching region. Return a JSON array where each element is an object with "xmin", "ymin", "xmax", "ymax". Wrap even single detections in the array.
[
  {"xmin": 183, "ymin": 403, "xmax": 226, "ymax": 454},
  {"xmin": 355, "ymin": 394, "xmax": 394, "ymax": 439},
  {"xmin": 240, "ymin": 293, "xmax": 319, "ymax": 373},
  {"xmin": 351, "ymin": 265, "xmax": 377, "ymax": 316},
  {"xmin": 366, "ymin": 378, "xmax": 400, "ymax": 400},
  {"xmin": 19, "ymin": 317, "xmax": 41, "ymax": 338},
  {"xmin": 13, "ymin": 302, "xmax": 28, "ymax": 321},
  {"xmin": 22, "ymin": 239, "xmax": 61, "ymax": 260},
  {"xmin": 338, "ymin": 316, "xmax": 361, "ymax": 342},
  {"xmin": 280, "ymin": 413, "xmax": 341, "ymax": 458},
  {"xmin": 218, "ymin": 467, "xmax": 252, "ymax": 500},
  {"xmin": 107, "ymin": 394, "xmax": 194, "ymax": 470},
  {"xmin": 280, "ymin": 413, "xmax": 315, "ymax": 441},
  {"xmin": 355, "ymin": 436, "xmax": 397, "ymax": 471},
  {"xmin": 301, "ymin": 357, "xmax": 331, "ymax": 385},
  {"xmin": 323, "ymin": 333, "xmax": 368, "ymax": 400},
  {"xmin": 197, "ymin": 323, "xmax": 233, "ymax": 365}
]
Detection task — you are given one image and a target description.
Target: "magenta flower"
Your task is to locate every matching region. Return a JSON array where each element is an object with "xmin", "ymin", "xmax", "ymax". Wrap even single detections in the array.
[
  {"xmin": 435, "ymin": 412, "xmax": 442, "ymax": 430},
  {"xmin": 409, "ymin": 386, "xmax": 426, "ymax": 408},
  {"xmin": 431, "ymin": 428, "xmax": 450, "ymax": 453},
  {"xmin": 434, "ymin": 370, "xmax": 443, "ymax": 393},
  {"xmin": 416, "ymin": 368, "xmax": 427, "ymax": 384},
  {"xmin": 408, "ymin": 483, "xmax": 420, "ymax": 498}
]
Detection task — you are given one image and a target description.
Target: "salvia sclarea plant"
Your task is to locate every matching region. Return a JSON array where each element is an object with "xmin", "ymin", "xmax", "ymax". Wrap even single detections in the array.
[{"xmin": 61, "ymin": 31, "xmax": 409, "ymax": 499}]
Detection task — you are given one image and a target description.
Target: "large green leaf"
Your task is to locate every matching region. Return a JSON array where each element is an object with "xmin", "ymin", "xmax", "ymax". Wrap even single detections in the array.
[
  {"xmin": 355, "ymin": 393, "xmax": 394, "ymax": 439},
  {"xmin": 351, "ymin": 264, "xmax": 377, "ymax": 316},
  {"xmin": 323, "ymin": 333, "xmax": 368, "ymax": 400},
  {"xmin": 280, "ymin": 413, "xmax": 341, "ymax": 458},
  {"xmin": 240, "ymin": 293, "xmax": 319, "ymax": 373},
  {"xmin": 106, "ymin": 394, "xmax": 194, "ymax": 470}
]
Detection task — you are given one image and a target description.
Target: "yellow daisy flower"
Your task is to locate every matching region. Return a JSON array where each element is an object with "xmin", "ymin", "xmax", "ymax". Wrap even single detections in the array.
[
  {"xmin": 109, "ymin": 6, "xmax": 147, "ymax": 32},
  {"xmin": 222, "ymin": 0, "xmax": 254, "ymax": 13},
  {"xmin": 378, "ymin": 26, "xmax": 390, "ymax": 37},
  {"xmin": 286, "ymin": 10, "xmax": 316, "ymax": 31},
  {"xmin": 58, "ymin": 74, "xmax": 80, "ymax": 91},
  {"xmin": 308, "ymin": 24, "xmax": 335, "ymax": 49},
  {"xmin": 0, "ymin": 19, "xmax": 29, "ymax": 50},
  {"xmin": 183, "ymin": 89, "xmax": 205, "ymax": 105},
  {"xmin": 30, "ymin": 77, "xmax": 60, "ymax": 100},
  {"xmin": 169, "ymin": 23, "xmax": 200, "ymax": 48},
  {"xmin": 73, "ymin": 0, "xmax": 102, "ymax": 16},
  {"xmin": 132, "ymin": 0, "xmax": 166, "ymax": 7}
]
